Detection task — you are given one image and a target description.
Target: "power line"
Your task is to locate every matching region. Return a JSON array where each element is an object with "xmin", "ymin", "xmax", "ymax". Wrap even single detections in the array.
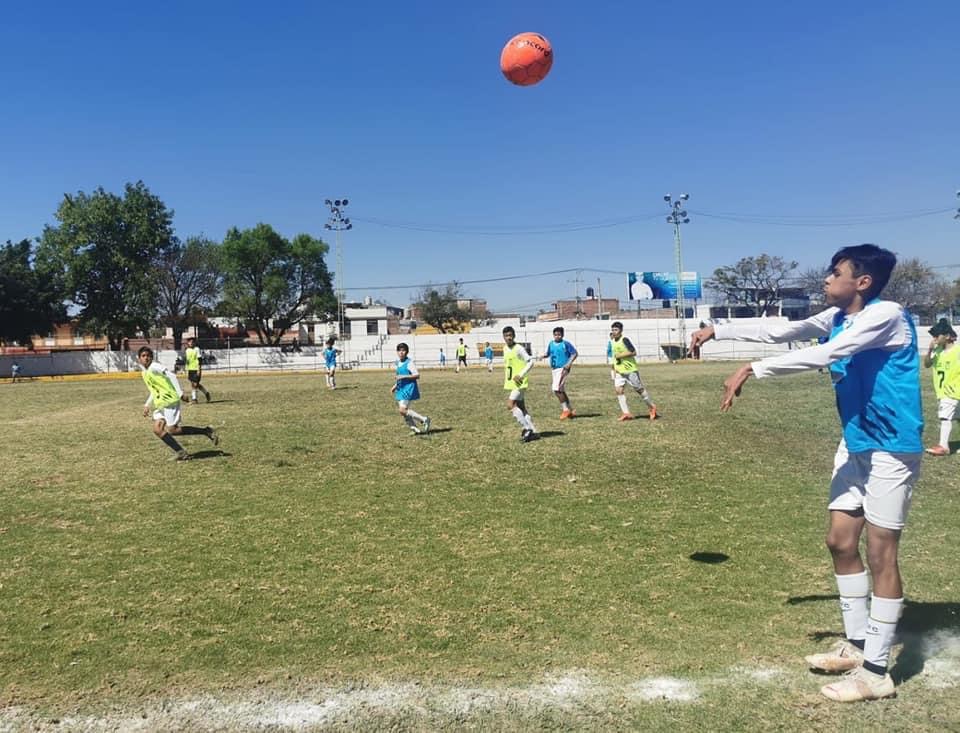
[
  {"xmin": 350, "ymin": 212, "xmax": 664, "ymax": 235},
  {"xmin": 689, "ymin": 207, "xmax": 954, "ymax": 227}
]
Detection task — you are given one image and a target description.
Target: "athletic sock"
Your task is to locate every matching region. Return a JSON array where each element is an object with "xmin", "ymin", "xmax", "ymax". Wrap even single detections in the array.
[
  {"xmin": 835, "ymin": 571, "xmax": 869, "ymax": 644},
  {"xmin": 178, "ymin": 426, "xmax": 207, "ymax": 435},
  {"xmin": 191, "ymin": 389, "xmax": 197, "ymax": 401},
  {"xmin": 940, "ymin": 419, "xmax": 953, "ymax": 449},
  {"xmin": 511, "ymin": 405, "xmax": 526, "ymax": 427},
  {"xmin": 639, "ymin": 388, "xmax": 654, "ymax": 408},
  {"xmin": 617, "ymin": 394, "xmax": 629, "ymax": 413},
  {"xmin": 407, "ymin": 409, "xmax": 425, "ymax": 422},
  {"xmin": 524, "ymin": 414, "xmax": 536, "ymax": 432},
  {"xmin": 160, "ymin": 433, "xmax": 184, "ymax": 452},
  {"xmin": 561, "ymin": 401, "xmax": 571, "ymax": 411},
  {"xmin": 863, "ymin": 595, "xmax": 903, "ymax": 674}
]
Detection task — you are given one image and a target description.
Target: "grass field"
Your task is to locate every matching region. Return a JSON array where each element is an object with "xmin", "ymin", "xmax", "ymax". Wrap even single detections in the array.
[{"xmin": 1, "ymin": 363, "xmax": 959, "ymax": 731}]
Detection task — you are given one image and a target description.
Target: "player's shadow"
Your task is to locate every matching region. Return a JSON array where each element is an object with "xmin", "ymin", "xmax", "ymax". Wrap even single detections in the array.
[
  {"xmin": 419, "ymin": 428, "xmax": 453, "ymax": 435},
  {"xmin": 949, "ymin": 439, "xmax": 960, "ymax": 453},
  {"xmin": 790, "ymin": 595, "xmax": 960, "ymax": 684},
  {"xmin": 205, "ymin": 399, "xmax": 235, "ymax": 404},
  {"xmin": 568, "ymin": 412, "xmax": 602, "ymax": 419},
  {"xmin": 535, "ymin": 431, "xmax": 564, "ymax": 440},
  {"xmin": 190, "ymin": 450, "xmax": 230, "ymax": 460},
  {"xmin": 689, "ymin": 551, "xmax": 729, "ymax": 564}
]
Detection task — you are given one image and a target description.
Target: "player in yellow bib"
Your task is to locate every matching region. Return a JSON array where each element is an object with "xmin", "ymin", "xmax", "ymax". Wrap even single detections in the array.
[
  {"xmin": 183, "ymin": 336, "xmax": 211, "ymax": 403},
  {"xmin": 502, "ymin": 326, "xmax": 537, "ymax": 442},
  {"xmin": 455, "ymin": 338, "xmax": 468, "ymax": 373},
  {"xmin": 138, "ymin": 346, "xmax": 219, "ymax": 461},
  {"xmin": 610, "ymin": 321, "xmax": 658, "ymax": 421},
  {"xmin": 923, "ymin": 318, "xmax": 960, "ymax": 456}
]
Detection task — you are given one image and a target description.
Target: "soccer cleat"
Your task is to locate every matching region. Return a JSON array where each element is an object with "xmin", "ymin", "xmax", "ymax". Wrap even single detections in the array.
[
  {"xmin": 190, "ymin": 399, "xmax": 199, "ymax": 405},
  {"xmin": 173, "ymin": 450, "xmax": 191, "ymax": 462},
  {"xmin": 560, "ymin": 409, "xmax": 572, "ymax": 420},
  {"xmin": 805, "ymin": 639, "xmax": 864, "ymax": 673},
  {"xmin": 205, "ymin": 392, "xmax": 212, "ymax": 403},
  {"xmin": 422, "ymin": 417, "xmax": 431, "ymax": 434},
  {"xmin": 409, "ymin": 425, "xmax": 421, "ymax": 435},
  {"xmin": 925, "ymin": 445, "xmax": 949, "ymax": 456},
  {"xmin": 617, "ymin": 413, "xmax": 635, "ymax": 422},
  {"xmin": 207, "ymin": 427, "xmax": 220, "ymax": 446},
  {"xmin": 521, "ymin": 430, "xmax": 537, "ymax": 443},
  {"xmin": 819, "ymin": 667, "xmax": 895, "ymax": 702},
  {"xmin": 649, "ymin": 405, "xmax": 658, "ymax": 421}
]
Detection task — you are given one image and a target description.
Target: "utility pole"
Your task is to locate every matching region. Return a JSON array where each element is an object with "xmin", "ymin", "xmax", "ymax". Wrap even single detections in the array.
[
  {"xmin": 664, "ymin": 193, "xmax": 691, "ymax": 350},
  {"xmin": 324, "ymin": 199, "xmax": 352, "ymax": 338},
  {"xmin": 567, "ymin": 270, "xmax": 584, "ymax": 317}
]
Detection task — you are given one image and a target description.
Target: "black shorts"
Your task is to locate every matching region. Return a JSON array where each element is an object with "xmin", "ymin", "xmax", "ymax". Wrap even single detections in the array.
[
  {"xmin": 457, "ymin": 355, "xmax": 467, "ymax": 364},
  {"xmin": 188, "ymin": 370, "xmax": 200, "ymax": 383}
]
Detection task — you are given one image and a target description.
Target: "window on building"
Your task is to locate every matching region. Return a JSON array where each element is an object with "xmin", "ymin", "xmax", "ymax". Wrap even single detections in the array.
[
  {"xmin": 72, "ymin": 329, "xmax": 84, "ymax": 345},
  {"xmin": 366, "ymin": 319, "xmax": 379, "ymax": 336}
]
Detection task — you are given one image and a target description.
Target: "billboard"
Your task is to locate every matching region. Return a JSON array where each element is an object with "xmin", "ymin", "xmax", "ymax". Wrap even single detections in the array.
[{"xmin": 628, "ymin": 271, "xmax": 702, "ymax": 300}]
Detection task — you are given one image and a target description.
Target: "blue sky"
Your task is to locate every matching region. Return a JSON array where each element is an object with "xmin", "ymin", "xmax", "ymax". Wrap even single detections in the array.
[{"xmin": 2, "ymin": 1, "xmax": 958, "ymax": 312}]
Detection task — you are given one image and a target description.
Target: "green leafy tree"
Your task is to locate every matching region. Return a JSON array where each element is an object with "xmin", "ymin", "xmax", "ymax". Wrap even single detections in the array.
[
  {"xmin": 36, "ymin": 181, "xmax": 175, "ymax": 350},
  {"xmin": 413, "ymin": 284, "xmax": 472, "ymax": 333},
  {"xmin": 220, "ymin": 224, "xmax": 334, "ymax": 345},
  {"xmin": 156, "ymin": 236, "xmax": 224, "ymax": 349},
  {"xmin": 881, "ymin": 257, "xmax": 950, "ymax": 320},
  {"xmin": 794, "ymin": 264, "xmax": 830, "ymax": 307},
  {"xmin": 0, "ymin": 239, "xmax": 66, "ymax": 347},
  {"xmin": 707, "ymin": 254, "xmax": 799, "ymax": 316}
]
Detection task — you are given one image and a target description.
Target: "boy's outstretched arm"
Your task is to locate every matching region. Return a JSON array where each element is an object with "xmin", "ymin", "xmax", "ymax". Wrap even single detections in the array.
[
  {"xmin": 688, "ymin": 325, "xmax": 715, "ymax": 356},
  {"xmin": 720, "ymin": 364, "xmax": 753, "ymax": 412}
]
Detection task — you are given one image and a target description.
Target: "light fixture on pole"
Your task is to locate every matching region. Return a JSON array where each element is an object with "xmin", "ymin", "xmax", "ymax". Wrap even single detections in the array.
[
  {"xmin": 954, "ymin": 189, "xmax": 959, "ymax": 220},
  {"xmin": 324, "ymin": 198, "xmax": 352, "ymax": 337},
  {"xmin": 664, "ymin": 193, "xmax": 691, "ymax": 350}
]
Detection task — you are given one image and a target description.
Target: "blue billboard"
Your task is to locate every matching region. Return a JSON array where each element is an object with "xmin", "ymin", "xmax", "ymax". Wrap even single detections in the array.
[{"xmin": 628, "ymin": 271, "xmax": 702, "ymax": 300}]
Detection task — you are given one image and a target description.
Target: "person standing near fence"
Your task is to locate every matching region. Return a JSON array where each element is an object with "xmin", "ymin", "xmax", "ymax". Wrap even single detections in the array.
[
  {"xmin": 323, "ymin": 338, "xmax": 342, "ymax": 389},
  {"xmin": 184, "ymin": 337, "xmax": 211, "ymax": 403},
  {"xmin": 11, "ymin": 362, "xmax": 21, "ymax": 383}
]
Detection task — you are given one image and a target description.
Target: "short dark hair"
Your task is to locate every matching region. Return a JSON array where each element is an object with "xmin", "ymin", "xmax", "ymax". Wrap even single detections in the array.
[
  {"xmin": 137, "ymin": 346, "xmax": 153, "ymax": 358},
  {"xmin": 502, "ymin": 326, "xmax": 515, "ymax": 337},
  {"xmin": 397, "ymin": 342, "xmax": 409, "ymax": 352},
  {"xmin": 186, "ymin": 336, "xmax": 195, "ymax": 342},
  {"xmin": 325, "ymin": 338, "xmax": 335, "ymax": 347},
  {"xmin": 611, "ymin": 321, "xmax": 623, "ymax": 330},
  {"xmin": 830, "ymin": 244, "xmax": 896, "ymax": 300},
  {"xmin": 553, "ymin": 326, "xmax": 564, "ymax": 337}
]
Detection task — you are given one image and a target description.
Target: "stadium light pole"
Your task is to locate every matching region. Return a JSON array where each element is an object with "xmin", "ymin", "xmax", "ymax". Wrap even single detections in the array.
[
  {"xmin": 324, "ymin": 198, "xmax": 352, "ymax": 338},
  {"xmin": 954, "ymin": 189, "xmax": 960, "ymax": 220},
  {"xmin": 664, "ymin": 193, "xmax": 691, "ymax": 350}
]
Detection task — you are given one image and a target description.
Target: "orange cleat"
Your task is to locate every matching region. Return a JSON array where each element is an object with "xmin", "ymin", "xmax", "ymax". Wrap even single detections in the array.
[
  {"xmin": 617, "ymin": 413, "xmax": 635, "ymax": 422},
  {"xmin": 649, "ymin": 405, "xmax": 658, "ymax": 421}
]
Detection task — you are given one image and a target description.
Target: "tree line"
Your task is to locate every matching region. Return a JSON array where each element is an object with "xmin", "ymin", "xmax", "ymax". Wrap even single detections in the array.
[{"xmin": 1, "ymin": 181, "xmax": 336, "ymax": 350}]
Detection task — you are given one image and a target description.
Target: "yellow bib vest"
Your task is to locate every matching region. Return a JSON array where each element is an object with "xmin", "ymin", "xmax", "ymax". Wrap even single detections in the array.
[
  {"xmin": 142, "ymin": 367, "xmax": 180, "ymax": 408},
  {"xmin": 933, "ymin": 345, "xmax": 960, "ymax": 400},
  {"xmin": 503, "ymin": 344, "xmax": 529, "ymax": 390},
  {"xmin": 611, "ymin": 338, "xmax": 638, "ymax": 374},
  {"xmin": 185, "ymin": 346, "xmax": 200, "ymax": 371}
]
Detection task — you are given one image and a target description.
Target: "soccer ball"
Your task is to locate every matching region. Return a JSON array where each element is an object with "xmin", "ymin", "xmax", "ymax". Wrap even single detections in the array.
[{"xmin": 500, "ymin": 32, "xmax": 553, "ymax": 86}]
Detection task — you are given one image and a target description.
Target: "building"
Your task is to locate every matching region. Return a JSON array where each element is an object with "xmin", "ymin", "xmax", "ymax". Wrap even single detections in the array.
[{"xmin": 549, "ymin": 298, "xmax": 620, "ymax": 320}]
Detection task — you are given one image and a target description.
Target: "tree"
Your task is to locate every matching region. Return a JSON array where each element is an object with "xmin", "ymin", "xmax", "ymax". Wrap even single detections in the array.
[
  {"xmin": 220, "ymin": 224, "xmax": 335, "ymax": 345},
  {"xmin": 413, "ymin": 284, "xmax": 472, "ymax": 333},
  {"xmin": 707, "ymin": 254, "xmax": 799, "ymax": 316},
  {"xmin": 881, "ymin": 257, "xmax": 950, "ymax": 320},
  {"xmin": 156, "ymin": 236, "xmax": 224, "ymax": 350},
  {"xmin": 0, "ymin": 239, "xmax": 65, "ymax": 347},
  {"xmin": 36, "ymin": 181, "xmax": 175, "ymax": 350},
  {"xmin": 794, "ymin": 265, "xmax": 829, "ymax": 307}
]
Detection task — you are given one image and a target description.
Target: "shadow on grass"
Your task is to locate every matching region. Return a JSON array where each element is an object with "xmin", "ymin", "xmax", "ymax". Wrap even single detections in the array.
[
  {"xmin": 792, "ymin": 595, "xmax": 960, "ymax": 683},
  {"xmin": 689, "ymin": 551, "xmax": 729, "ymax": 564},
  {"xmin": 891, "ymin": 601, "xmax": 960, "ymax": 684},
  {"xmin": 948, "ymin": 439, "xmax": 960, "ymax": 453},
  {"xmin": 568, "ymin": 412, "xmax": 603, "ymax": 419},
  {"xmin": 419, "ymin": 427, "xmax": 454, "ymax": 435},
  {"xmin": 535, "ymin": 431, "xmax": 565, "ymax": 440},
  {"xmin": 190, "ymin": 450, "xmax": 231, "ymax": 460},
  {"xmin": 203, "ymin": 399, "xmax": 235, "ymax": 404}
]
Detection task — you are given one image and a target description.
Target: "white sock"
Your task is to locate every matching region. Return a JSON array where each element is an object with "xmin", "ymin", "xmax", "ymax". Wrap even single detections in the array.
[
  {"xmin": 617, "ymin": 394, "xmax": 629, "ymax": 413},
  {"xmin": 511, "ymin": 406, "xmax": 526, "ymax": 427},
  {"xmin": 562, "ymin": 401, "xmax": 571, "ymax": 411},
  {"xmin": 940, "ymin": 419, "xmax": 953, "ymax": 449},
  {"xmin": 191, "ymin": 390, "xmax": 197, "ymax": 401},
  {"xmin": 835, "ymin": 571, "xmax": 869, "ymax": 642},
  {"xmin": 864, "ymin": 595, "xmax": 902, "ymax": 672},
  {"xmin": 524, "ymin": 414, "xmax": 536, "ymax": 432},
  {"xmin": 638, "ymin": 388, "xmax": 653, "ymax": 407},
  {"xmin": 407, "ymin": 408, "xmax": 425, "ymax": 422}
]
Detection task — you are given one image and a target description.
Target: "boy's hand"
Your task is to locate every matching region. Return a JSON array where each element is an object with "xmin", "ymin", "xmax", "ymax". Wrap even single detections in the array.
[
  {"xmin": 513, "ymin": 375, "xmax": 524, "ymax": 386},
  {"xmin": 689, "ymin": 325, "xmax": 715, "ymax": 356},
  {"xmin": 390, "ymin": 384, "xmax": 397, "ymax": 393},
  {"xmin": 720, "ymin": 364, "xmax": 753, "ymax": 412}
]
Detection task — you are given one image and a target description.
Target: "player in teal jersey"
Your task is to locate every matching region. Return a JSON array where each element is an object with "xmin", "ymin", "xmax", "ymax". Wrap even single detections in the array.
[
  {"xmin": 138, "ymin": 346, "xmax": 219, "ymax": 461},
  {"xmin": 391, "ymin": 343, "xmax": 430, "ymax": 434},
  {"xmin": 923, "ymin": 318, "xmax": 960, "ymax": 456}
]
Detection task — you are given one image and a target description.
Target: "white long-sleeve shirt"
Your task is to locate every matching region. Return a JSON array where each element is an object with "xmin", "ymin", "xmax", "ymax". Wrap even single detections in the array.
[{"xmin": 713, "ymin": 301, "xmax": 914, "ymax": 378}]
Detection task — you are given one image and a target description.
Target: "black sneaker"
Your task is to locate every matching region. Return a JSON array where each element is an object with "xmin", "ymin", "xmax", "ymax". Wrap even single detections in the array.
[
  {"xmin": 521, "ymin": 429, "xmax": 536, "ymax": 443},
  {"xmin": 520, "ymin": 429, "xmax": 531, "ymax": 443},
  {"xmin": 205, "ymin": 392, "xmax": 212, "ymax": 403}
]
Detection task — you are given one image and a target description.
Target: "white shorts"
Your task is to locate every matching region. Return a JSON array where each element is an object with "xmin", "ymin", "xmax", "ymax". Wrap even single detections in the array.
[
  {"xmin": 938, "ymin": 397, "xmax": 960, "ymax": 421},
  {"xmin": 507, "ymin": 388, "xmax": 526, "ymax": 402},
  {"xmin": 613, "ymin": 371, "xmax": 644, "ymax": 391},
  {"xmin": 551, "ymin": 367, "xmax": 568, "ymax": 392},
  {"xmin": 152, "ymin": 404, "xmax": 182, "ymax": 427},
  {"xmin": 827, "ymin": 441, "xmax": 920, "ymax": 530}
]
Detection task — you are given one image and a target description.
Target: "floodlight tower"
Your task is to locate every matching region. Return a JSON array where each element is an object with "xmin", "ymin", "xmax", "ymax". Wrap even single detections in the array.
[
  {"xmin": 324, "ymin": 198, "xmax": 352, "ymax": 336},
  {"xmin": 664, "ymin": 193, "xmax": 691, "ymax": 349},
  {"xmin": 954, "ymin": 189, "xmax": 960, "ymax": 220}
]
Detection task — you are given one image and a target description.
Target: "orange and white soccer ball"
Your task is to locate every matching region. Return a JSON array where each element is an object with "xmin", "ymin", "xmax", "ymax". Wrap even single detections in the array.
[{"xmin": 500, "ymin": 32, "xmax": 553, "ymax": 86}]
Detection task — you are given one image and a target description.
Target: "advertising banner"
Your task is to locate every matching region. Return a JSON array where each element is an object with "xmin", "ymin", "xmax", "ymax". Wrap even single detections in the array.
[{"xmin": 628, "ymin": 271, "xmax": 702, "ymax": 300}]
